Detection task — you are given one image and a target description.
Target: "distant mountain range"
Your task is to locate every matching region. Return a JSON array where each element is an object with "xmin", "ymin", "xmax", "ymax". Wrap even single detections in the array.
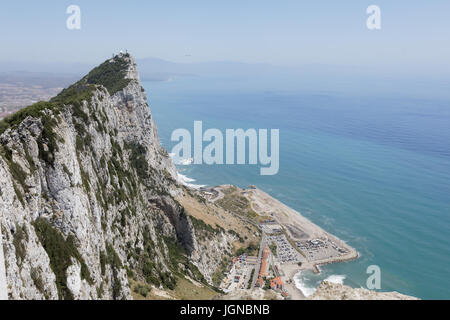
[
  {"xmin": 1, "ymin": 55, "xmax": 449, "ymax": 102},
  {"xmin": 0, "ymin": 57, "xmax": 287, "ymax": 81}
]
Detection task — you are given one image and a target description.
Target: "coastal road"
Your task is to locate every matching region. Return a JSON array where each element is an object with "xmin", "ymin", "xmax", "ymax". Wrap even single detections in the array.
[
  {"xmin": 210, "ymin": 188, "xmax": 224, "ymax": 203},
  {"xmin": 250, "ymin": 235, "xmax": 266, "ymax": 289}
]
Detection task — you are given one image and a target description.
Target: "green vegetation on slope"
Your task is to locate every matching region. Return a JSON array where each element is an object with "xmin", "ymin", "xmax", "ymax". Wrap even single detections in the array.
[
  {"xmin": 0, "ymin": 54, "xmax": 131, "ymax": 136},
  {"xmin": 0, "ymin": 83, "xmax": 96, "ymax": 136},
  {"xmin": 124, "ymin": 142, "xmax": 149, "ymax": 181},
  {"xmin": 212, "ymin": 255, "xmax": 231, "ymax": 286},
  {"xmin": 0, "ymin": 101, "xmax": 53, "ymax": 134},
  {"xmin": 13, "ymin": 224, "xmax": 28, "ymax": 264},
  {"xmin": 105, "ymin": 242, "xmax": 123, "ymax": 300},
  {"xmin": 85, "ymin": 53, "xmax": 131, "ymax": 95},
  {"xmin": 32, "ymin": 218, "xmax": 93, "ymax": 300},
  {"xmin": 190, "ymin": 215, "xmax": 225, "ymax": 241},
  {"xmin": 235, "ymin": 242, "xmax": 259, "ymax": 257},
  {"xmin": 37, "ymin": 114, "xmax": 62, "ymax": 167},
  {"xmin": 0, "ymin": 146, "xmax": 28, "ymax": 192}
]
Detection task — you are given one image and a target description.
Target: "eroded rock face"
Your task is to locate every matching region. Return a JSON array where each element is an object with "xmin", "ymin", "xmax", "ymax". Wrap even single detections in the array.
[
  {"xmin": 308, "ymin": 281, "xmax": 419, "ymax": 300},
  {"xmin": 66, "ymin": 258, "xmax": 81, "ymax": 298},
  {"xmin": 0, "ymin": 226, "xmax": 7, "ymax": 299},
  {"xmin": 0, "ymin": 54, "xmax": 234, "ymax": 300}
]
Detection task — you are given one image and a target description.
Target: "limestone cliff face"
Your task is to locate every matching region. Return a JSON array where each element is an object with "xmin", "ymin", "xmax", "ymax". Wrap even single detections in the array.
[{"xmin": 0, "ymin": 54, "xmax": 234, "ymax": 300}]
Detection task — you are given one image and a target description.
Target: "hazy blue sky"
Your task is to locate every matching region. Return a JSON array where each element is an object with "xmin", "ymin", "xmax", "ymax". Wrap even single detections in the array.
[{"xmin": 0, "ymin": 1, "xmax": 449, "ymax": 73}]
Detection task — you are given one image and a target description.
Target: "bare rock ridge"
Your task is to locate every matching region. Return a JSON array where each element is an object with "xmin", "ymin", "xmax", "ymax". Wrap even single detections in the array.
[
  {"xmin": 0, "ymin": 53, "xmax": 238, "ymax": 300},
  {"xmin": 0, "ymin": 226, "xmax": 7, "ymax": 299},
  {"xmin": 308, "ymin": 281, "xmax": 419, "ymax": 300}
]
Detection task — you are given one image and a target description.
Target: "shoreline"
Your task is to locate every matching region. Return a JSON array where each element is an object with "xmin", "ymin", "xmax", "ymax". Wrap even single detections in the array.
[
  {"xmin": 241, "ymin": 186, "xmax": 359, "ymax": 267},
  {"xmin": 293, "ymin": 253, "xmax": 359, "ymax": 298},
  {"xmin": 246, "ymin": 186, "xmax": 359, "ymax": 299},
  {"xmin": 309, "ymin": 251, "xmax": 359, "ymax": 274},
  {"xmin": 280, "ymin": 252, "xmax": 359, "ymax": 299},
  {"xmin": 201, "ymin": 184, "xmax": 359, "ymax": 300},
  {"xmin": 176, "ymin": 163, "xmax": 360, "ymax": 300},
  {"xmin": 279, "ymin": 263, "xmax": 306, "ymax": 300}
]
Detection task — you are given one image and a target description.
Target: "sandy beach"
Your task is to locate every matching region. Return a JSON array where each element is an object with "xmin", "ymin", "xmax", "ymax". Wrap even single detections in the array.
[
  {"xmin": 279, "ymin": 263, "xmax": 306, "ymax": 300},
  {"xmin": 206, "ymin": 185, "xmax": 359, "ymax": 299},
  {"xmin": 243, "ymin": 186, "xmax": 358, "ymax": 264},
  {"xmin": 242, "ymin": 186, "xmax": 359, "ymax": 298}
]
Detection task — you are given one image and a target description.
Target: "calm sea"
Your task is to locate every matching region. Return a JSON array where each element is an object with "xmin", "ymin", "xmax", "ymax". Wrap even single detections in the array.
[{"xmin": 142, "ymin": 73, "xmax": 450, "ymax": 300}]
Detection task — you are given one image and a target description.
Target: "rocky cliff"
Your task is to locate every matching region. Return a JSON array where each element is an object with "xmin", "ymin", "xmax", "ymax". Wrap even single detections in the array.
[
  {"xmin": 308, "ymin": 281, "xmax": 419, "ymax": 300},
  {"xmin": 0, "ymin": 53, "xmax": 243, "ymax": 300}
]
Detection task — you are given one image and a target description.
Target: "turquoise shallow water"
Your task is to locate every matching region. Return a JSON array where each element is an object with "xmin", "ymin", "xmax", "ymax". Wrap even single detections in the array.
[{"xmin": 143, "ymin": 75, "xmax": 450, "ymax": 299}]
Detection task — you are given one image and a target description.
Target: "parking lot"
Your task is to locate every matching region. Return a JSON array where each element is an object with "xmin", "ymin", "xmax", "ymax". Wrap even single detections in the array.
[
  {"xmin": 296, "ymin": 238, "xmax": 348, "ymax": 261},
  {"xmin": 266, "ymin": 234, "xmax": 303, "ymax": 264}
]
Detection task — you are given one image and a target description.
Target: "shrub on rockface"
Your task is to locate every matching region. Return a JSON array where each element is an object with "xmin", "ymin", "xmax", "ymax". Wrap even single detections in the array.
[
  {"xmin": 125, "ymin": 142, "xmax": 149, "ymax": 181},
  {"xmin": 32, "ymin": 218, "xmax": 92, "ymax": 300}
]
